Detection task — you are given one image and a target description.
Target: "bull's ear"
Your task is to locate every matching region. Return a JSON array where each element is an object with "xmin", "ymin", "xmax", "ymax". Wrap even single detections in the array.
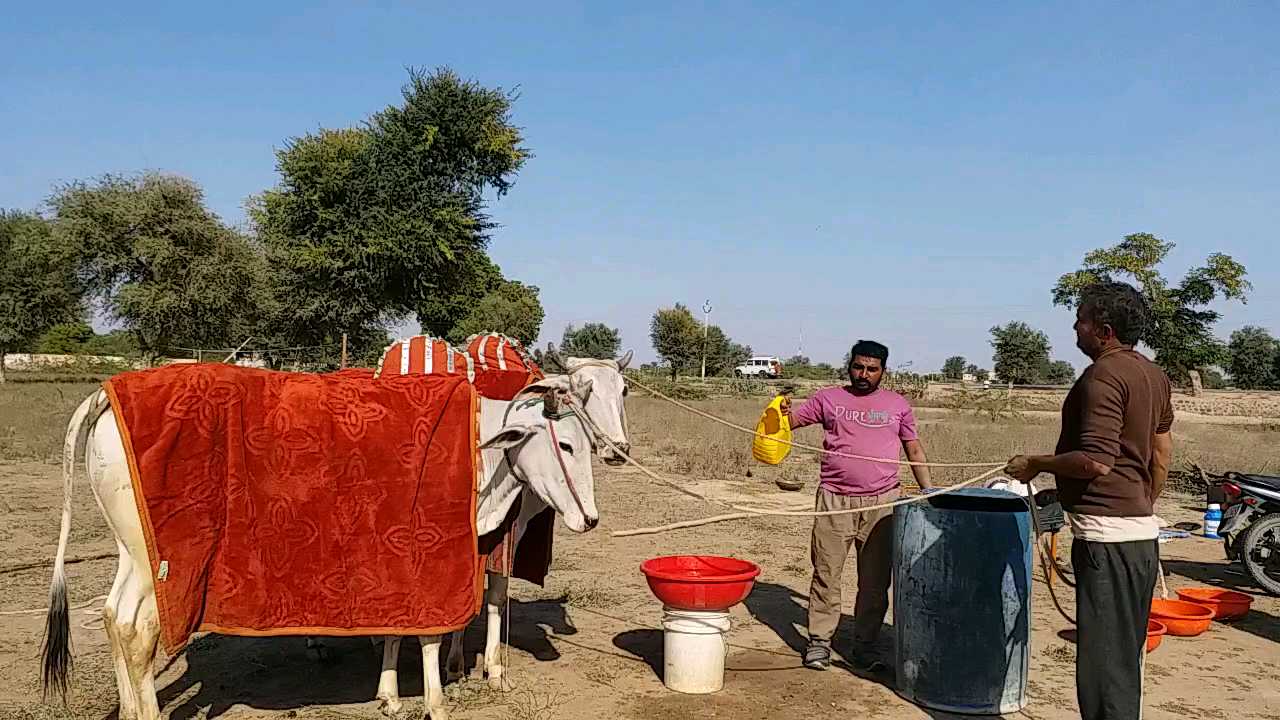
[
  {"xmin": 616, "ymin": 349, "xmax": 633, "ymax": 370},
  {"xmin": 480, "ymin": 423, "xmax": 537, "ymax": 450}
]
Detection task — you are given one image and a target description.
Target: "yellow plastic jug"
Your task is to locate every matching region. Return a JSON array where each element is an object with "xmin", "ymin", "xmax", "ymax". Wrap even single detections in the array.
[{"xmin": 752, "ymin": 395, "xmax": 793, "ymax": 465}]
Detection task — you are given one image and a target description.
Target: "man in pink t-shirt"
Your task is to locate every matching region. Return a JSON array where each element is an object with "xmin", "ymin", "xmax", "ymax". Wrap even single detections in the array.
[{"xmin": 783, "ymin": 340, "xmax": 934, "ymax": 672}]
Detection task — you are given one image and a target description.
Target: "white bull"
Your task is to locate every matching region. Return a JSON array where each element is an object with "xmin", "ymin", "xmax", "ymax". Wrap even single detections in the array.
[
  {"xmin": 41, "ymin": 380, "xmax": 601, "ymax": 720},
  {"xmin": 370, "ymin": 352, "xmax": 634, "ymax": 713}
]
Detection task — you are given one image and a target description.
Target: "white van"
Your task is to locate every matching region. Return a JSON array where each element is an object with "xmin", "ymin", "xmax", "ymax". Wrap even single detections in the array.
[{"xmin": 734, "ymin": 356, "xmax": 782, "ymax": 378}]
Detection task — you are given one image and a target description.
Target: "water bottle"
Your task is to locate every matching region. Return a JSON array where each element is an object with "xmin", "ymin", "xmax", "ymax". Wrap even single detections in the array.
[{"xmin": 1203, "ymin": 503, "xmax": 1222, "ymax": 539}]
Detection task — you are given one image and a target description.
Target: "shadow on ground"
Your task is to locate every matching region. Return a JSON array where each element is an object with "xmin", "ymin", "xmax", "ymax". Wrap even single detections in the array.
[{"xmin": 141, "ymin": 597, "xmax": 575, "ymax": 719}]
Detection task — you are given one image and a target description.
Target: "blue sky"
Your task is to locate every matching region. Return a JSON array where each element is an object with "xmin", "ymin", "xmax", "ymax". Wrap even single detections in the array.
[{"xmin": 4, "ymin": 2, "xmax": 1278, "ymax": 372}]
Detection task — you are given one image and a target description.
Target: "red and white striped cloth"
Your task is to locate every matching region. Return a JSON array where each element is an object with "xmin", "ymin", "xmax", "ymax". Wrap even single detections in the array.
[
  {"xmin": 464, "ymin": 333, "xmax": 542, "ymax": 377},
  {"xmin": 375, "ymin": 336, "xmax": 475, "ymax": 381}
]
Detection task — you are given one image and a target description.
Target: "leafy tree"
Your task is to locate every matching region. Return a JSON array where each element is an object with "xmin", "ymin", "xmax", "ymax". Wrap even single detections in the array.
[
  {"xmin": 251, "ymin": 67, "xmax": 529, "ymax": 357},
  {"xmin": 650, "ymin": 303, "xmax": 702, "ymax": 380},
  {"xmin": 1053, "ymin": 233, "xmax": 1249, "ymax": 382},
  {"xmin": 965, "ymin": 363, "xmax": 984, "ymax": 377},
  {"xmin": 703, "ymin": 325, "xmax": 752, "ymax": 376},
  {"xmin": 50, "ymin": 174, "xmax": 268, "ymax": 363},
  {"xmin": 560, "ymin": 322, "xmax": 621, "ymax": 359},
  {"xmin": 447, "ymin": 280, "xmax": 544, "ymax": 347},
  {"xmin": 1046, "ymin": 360, "xmax": 1077, "ymax": 385},
  {"xmin": 1227, "ymin": 326, "xmax": 1278, "ymax": 390},
  {"xmin": 990, "ymin": 322, "xmax": 1051, "ymax": 385},
  {"xmin": 35, "ymin": 322, "xmax": 94, "ymax": 354},
  {"xmin": 0, "ymin": 211, "xmax": 85, "ymax": 381},
  {"xmin": 942, "ymin": 356, "xmax": 967, "ymax": 380}
]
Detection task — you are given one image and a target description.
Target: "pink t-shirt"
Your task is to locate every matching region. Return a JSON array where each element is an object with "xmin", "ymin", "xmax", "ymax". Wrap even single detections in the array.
[{"xmin": 788, "ymin": 386, "xmax": 919, "ymax": 496}]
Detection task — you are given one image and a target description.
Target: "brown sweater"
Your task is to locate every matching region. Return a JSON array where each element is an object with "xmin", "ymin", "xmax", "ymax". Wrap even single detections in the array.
[{"xmin": 1054, "ymin": 348, "xmax": 1174, "ymax": 517}]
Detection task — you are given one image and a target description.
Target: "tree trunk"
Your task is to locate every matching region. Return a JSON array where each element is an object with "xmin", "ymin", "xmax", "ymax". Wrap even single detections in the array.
[
  {"xmin": 1189, "ymin": 370, "xmax": 1204, "ymax": 397},
  {"xmin": 670, "ymin": 364, "xmax": 678, "ymax": 382},
  {"xmin": 0, "ymin": 350, "xmax": 6, "ymax": 384}
]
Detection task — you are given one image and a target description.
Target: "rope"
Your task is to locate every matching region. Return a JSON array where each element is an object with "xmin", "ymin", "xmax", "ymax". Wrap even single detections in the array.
[
  {"xmin": 612, "ymin": 468, "xmax": 1005, "ymax": 537},
  {"xmin": 625, "ymin": 376, "xmax": 1004, "ymax": 469},
  {"xmin": 0, "ymin": 593, "xmax": 107, "ymax": 630},
  {"xmin": 0, "ymin": 551, "xmax": 116, "ymax": 576}
]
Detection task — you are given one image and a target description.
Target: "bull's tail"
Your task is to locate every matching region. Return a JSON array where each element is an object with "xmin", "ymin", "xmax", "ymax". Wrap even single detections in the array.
[{"xmin": 41, "ymin": 390, "xmax": 107, "ymax": 702}]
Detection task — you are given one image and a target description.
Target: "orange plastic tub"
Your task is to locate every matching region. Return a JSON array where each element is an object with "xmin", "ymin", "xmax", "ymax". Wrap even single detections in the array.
[
  {"xmin": 1145, "ymin": 620, "xmax": 1166, "ymax": 653},
  {"xmin": 1150, "ymin": 599, "xmax": 1214, "ymax": 637},
  {"xmin": 1175, "ymin": 588, "xmax": 1253, "ymax": 620}
]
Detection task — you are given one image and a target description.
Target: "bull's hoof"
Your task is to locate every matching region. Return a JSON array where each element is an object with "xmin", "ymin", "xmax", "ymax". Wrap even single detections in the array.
[
  {"xmin": 423, "ymin": 705, "xmax": 450, "ymax": 720},
  {"xmin": 378, "ymin": 696, "xmax": 403, "ymax": 716},
  {"xmin": 487, "ymin": 672, "xmax": 513, "ymax": 693}
]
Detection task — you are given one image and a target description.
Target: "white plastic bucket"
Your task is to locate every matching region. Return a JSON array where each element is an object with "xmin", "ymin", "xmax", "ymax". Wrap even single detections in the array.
[{"xmin": 661, "ymin": 608, "xmax": 732, "ymax": 694}]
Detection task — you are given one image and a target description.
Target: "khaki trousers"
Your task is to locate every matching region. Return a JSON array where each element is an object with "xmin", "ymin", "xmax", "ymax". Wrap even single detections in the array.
[{"xmin": 807, "ymin": 486, "xmax": 898, "ymax": 646}]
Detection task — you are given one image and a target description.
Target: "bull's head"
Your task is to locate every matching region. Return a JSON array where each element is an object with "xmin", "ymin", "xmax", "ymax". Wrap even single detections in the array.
[
  {"xmin": 480, "ymin": 385, "xmax": 600, "ymax": 533},
  {"xmin": 542, "ymin": 349, "xmax": 633, "ymax": 466}
]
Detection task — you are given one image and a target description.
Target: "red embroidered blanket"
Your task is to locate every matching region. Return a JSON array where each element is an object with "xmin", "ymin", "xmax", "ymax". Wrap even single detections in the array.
[{"xmin": 103, "ymin": 363, "xmax": 483, "ymax": 655}]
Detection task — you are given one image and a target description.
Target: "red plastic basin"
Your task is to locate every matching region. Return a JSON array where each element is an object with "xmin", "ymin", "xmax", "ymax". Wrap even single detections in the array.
[
  {"xmin": 1145, "ymin": 620, "xmax": 1166, "ymax": 653},
  {"xmin": 640, "ymin": 555, "xmax": 761, "ymax": 611},
  {"xmin": 1175, "ymin": 587, "xmax": 1253, "ymax": 620},
  {"xmin": 1150, "ymin": 598, "xmax": 1213, "ymax": 637}
]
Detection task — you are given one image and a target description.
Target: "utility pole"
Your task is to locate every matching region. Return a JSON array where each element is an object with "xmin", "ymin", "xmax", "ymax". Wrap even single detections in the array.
[{"xmin": 701, "ymin": 299, "xmax": 712, "ymax": 379}]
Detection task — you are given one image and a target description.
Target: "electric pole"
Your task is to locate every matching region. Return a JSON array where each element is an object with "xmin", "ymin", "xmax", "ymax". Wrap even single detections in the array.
[{"xmin": 701, "ymin": 299, "xmax": 712, "ymax": 379}]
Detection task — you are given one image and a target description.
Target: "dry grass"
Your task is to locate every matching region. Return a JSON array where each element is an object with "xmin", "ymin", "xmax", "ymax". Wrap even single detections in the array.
[
  {"xmin": 500, "ymin": 689, "xmax": 568, "ymax": 720},
  {"xmin": 0, "ymin": 381, "xmax": 101, "ymax": 462},
  {"xmin": 625, "ymin": 396, "xmax": 1280, "ymax": 488}
]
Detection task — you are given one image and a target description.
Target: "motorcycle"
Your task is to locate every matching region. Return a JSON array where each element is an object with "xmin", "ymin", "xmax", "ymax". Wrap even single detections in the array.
[{"xmin": 1216, "ymin": 472, "xmax": 1280, "ymax": 595}]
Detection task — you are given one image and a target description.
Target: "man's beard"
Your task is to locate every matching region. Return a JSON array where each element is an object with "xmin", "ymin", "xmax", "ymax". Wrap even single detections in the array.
[{"xmin": 850, "ymin": 377, "xmax": 880, "ymax": 393}]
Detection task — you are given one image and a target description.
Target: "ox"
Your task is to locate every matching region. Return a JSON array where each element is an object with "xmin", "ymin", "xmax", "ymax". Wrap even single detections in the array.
[
  {"xmin": 41, "ymin": 380, "xmax": 601, "ymax": 720},
  {"xmin": 370, "ymin": 352, "xmax": 634, "ymax": 714}
]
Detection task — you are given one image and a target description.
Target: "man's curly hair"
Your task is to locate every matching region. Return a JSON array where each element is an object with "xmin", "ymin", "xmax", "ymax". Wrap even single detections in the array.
[{"xmin": 1079, "ymin": 281, "xmax": 1150, "ymax": 345}]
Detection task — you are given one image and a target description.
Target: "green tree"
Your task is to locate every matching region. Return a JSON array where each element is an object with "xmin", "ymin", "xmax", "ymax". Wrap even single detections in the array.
[
  {"xmin": 251, "ymin": 67, "xmax": 529, "ymax": 357},
  {"xmin": 703, "ymin": 325, "xmax": 752, "ymax": 376},
  {"xmin": 1046, "ymin": 359, "xmax": 1077, "ymax": 385},
  {"xmin": 560, "ymin": 322, "xmax": 621, "ymax": 359},
  {"xmin": 1227, "ymin": 326, "xmax": 1278, "ymax": 390},
  {"xmin": 0, "ymin": 211, "xmax": 85, "ymax": 381},
  {"xmin": 649, "ymin": 303, "xmax": 702, "ymax": 380},
  {"xmin": 942, "ymin": 356, "xmax": 967, "ymax": 380},
  {"xmin": 965, "ymin": 363, "xmax": 984, "ymax": 378},
  {"xmin": 35, "ymin": 321, "xmax": 94, "ymax": 354},
  {"xmin": 447, "ymin": 280, "xmax": 544, "ymax": 347},
  {"xmin": 50, "ymin": 174, "xmax": 268, "ymax": 363},
  {"xmin": 1053, "ymin": 233, "xmax": 1249, "ymax": 383},
  {"xmin": 990, "ymin": 322, "xmax": 1051, "ymax": 385}
]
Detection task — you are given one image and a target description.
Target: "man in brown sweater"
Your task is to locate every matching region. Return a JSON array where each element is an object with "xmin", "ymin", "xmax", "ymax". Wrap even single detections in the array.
[{"xmin": 1005, "ymin": 281, "xmax": 1173, "ymax": 720}]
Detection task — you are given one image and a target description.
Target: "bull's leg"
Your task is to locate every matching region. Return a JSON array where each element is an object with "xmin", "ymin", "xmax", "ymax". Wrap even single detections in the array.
[
  {"xmin": 111, "ymin": 567, "xmax": 162, "ymax": 720},
  {"xmin": 482, "ymin": 573, "xmax": 512, "ymax": 692},
  {"xmin": 445, "ymin": 629, "xmax": 466, "ymax": 683},
  {"xmin": 375, "ymin": 636, "xmax": 403, "ymax": 715},
  {"xmin": 418, "ymin": 635, "xmax": 449, "ymax": 720},
  {"xmin": 103, "ymin": 541, "xmax": 138, "ymax": 720}
]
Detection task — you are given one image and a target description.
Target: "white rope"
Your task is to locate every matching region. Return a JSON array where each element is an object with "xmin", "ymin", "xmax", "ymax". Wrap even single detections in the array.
[
  {"xmin": 624, "ymin": 376, "xmax": 1004, "ymax": 469},
  {"xmin": 0, "ymin": 593, "xmax": 108, "ymax": 630}
]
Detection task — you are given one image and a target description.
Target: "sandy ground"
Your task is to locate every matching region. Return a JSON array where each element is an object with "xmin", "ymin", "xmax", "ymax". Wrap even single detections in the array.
[{"xmin": 2, "ymin": 444, "xmax": 1278, "ymax": 719}]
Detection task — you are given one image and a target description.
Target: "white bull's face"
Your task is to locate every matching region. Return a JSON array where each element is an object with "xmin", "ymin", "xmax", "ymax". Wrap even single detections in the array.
[
  {"xmin": 565, "ymin": 351, "xmax": 632, "ymax": 466},
  {"xmin": 479, "ymin": 391, "xmax": 600, "ymax": 533}
]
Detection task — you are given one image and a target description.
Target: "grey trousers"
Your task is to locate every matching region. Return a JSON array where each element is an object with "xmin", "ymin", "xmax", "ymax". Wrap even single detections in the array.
[{"xmin": 1073, "ymin": 539, "xmax": 1158, "ymax": 720}]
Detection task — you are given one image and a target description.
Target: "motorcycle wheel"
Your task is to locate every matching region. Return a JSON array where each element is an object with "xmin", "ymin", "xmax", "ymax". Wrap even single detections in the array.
[{"xmin": 1240, "ymin": 514, "xmax": 1280, "ymax": 596}]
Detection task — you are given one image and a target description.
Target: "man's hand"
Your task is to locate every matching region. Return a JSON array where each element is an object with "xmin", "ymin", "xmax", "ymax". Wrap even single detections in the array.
[{"xmin": 1005, "ymin": 455, "xmax": 1039, "ymax": 483}]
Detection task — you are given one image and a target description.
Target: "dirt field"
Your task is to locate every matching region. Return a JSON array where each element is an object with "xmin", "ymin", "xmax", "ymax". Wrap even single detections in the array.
[{"xmin": 1, "ymin": 387, "xmax": 1278, "ymax": 720}]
